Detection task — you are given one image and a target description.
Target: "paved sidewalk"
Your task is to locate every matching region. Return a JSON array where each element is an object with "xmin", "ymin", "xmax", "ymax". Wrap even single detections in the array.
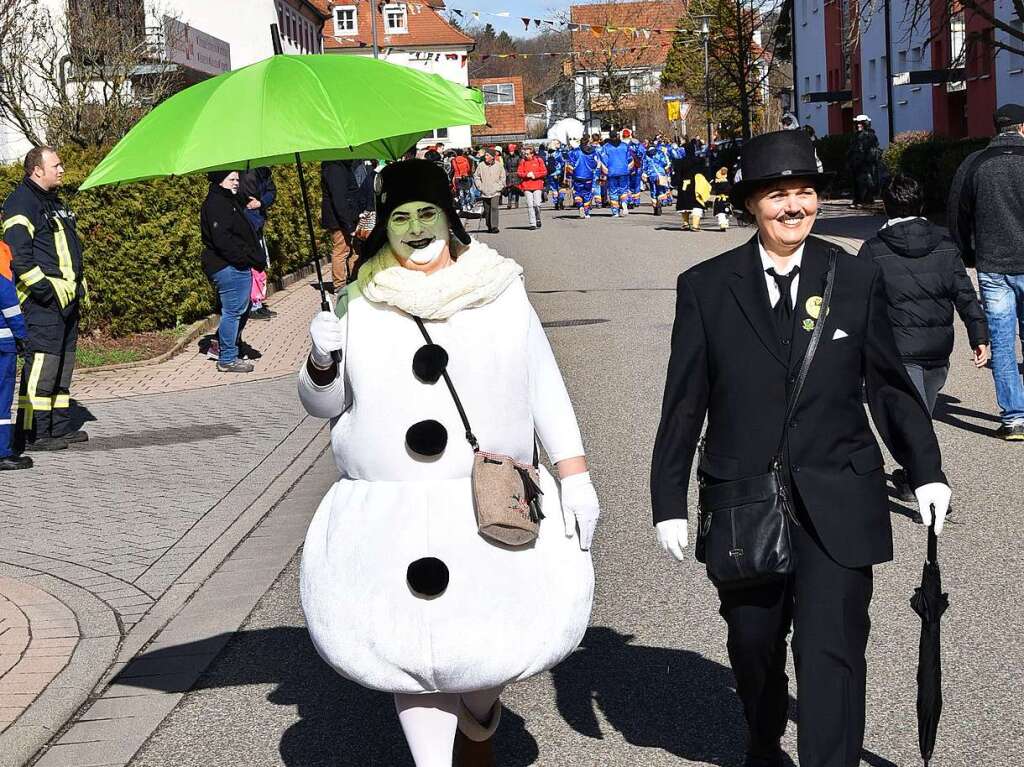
[
  {"xmin": 74, "ymin": 275, "xmax": 321, "ymax": 402},
  {"xmin": 0, "ymin": 278, "xmax": 329, "ymax": 765}
]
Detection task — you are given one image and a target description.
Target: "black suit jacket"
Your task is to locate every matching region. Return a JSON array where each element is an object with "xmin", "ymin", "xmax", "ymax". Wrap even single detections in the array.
[{"xmin": 650, "ymin": 235, "xmax": 945, "ymax": 568}]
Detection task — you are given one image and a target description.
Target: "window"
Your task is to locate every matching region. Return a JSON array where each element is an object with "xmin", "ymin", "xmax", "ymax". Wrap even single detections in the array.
[
  {"xmin": 482, "ymin": 82, "xmax": 515, "ymax": 105},
  {"xmin": 1011, "ymin": 19, "xmax": 1024, "ymax": 72},
  {"xmin": 430, "ymin": 127, "xmax": 448, "ymax": 139},
  {"xmin": 334, "ymin": 5, "xmax": 357, "ymax": 35},
  {"xmin": 383, "ymin": 3, "xmax": 408, "ymax": 33},
  {"xmin": 868, "ymin": 58, "xmax": 877, "ymax": 97}
]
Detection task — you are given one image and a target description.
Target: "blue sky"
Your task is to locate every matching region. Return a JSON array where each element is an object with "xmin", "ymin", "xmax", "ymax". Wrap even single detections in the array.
[{"xmin": 447, "ymin": 2, "xmax": 572, "ymax": 38}]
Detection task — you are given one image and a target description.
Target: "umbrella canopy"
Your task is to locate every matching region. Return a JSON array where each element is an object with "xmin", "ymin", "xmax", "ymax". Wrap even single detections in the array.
[
  {"xmin": 80, "ymin": 54, "xmax": 485, "ymax": 190},
  {"xmin": 910, "ymin": 525, "xmax": 948, "ymax": 766}
]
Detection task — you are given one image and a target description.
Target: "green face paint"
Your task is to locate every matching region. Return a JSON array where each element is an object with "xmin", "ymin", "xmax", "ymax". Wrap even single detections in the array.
[{"xmin": 386, "ymin": 201, "xmax": 450, "ymax": 263}]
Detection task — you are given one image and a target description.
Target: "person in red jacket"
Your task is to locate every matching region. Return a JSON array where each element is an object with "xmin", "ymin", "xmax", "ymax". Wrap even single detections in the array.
[{"xmin": 517, "ymin": 146, "xmax": 547, "ymax": 230}]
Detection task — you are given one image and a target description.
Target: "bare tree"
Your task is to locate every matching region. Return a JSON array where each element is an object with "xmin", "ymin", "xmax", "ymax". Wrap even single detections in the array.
[
  {"xmin": 662, "ymin": 0, "xmax": 789, "ymax": 140},
  {"xmin": 0, "ymin": 0, "xmax": 184, "ymax": 151}
]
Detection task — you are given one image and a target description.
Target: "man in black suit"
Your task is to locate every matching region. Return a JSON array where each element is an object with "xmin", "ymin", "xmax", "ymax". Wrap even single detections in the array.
[{"xmin": 650, "ymin": 131, "xmax": 952, "ymax": 767}]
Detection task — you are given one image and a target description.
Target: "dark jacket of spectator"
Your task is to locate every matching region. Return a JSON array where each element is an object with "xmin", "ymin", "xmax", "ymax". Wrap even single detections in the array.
[
  {"xmin": 946, "ymin": 131, "xmax": 1024, "ymax": 275},
  {"xmin": 321, "ymin": 160, "xmax": 360, "ymax": 232},
  {"xmin": 238, "ymin": 167, "xmax": 276, "ymax": 234},
  {"xmin": 200, "ymin": 184, "xmax": 265, "ymax": 278},
  {"xmin": 857, "ymin": 218, "xmax": 989, "ymax": 367},
  {"xmin": 352, "ymin": 161, "xmax": 376, "ymax": 215}
]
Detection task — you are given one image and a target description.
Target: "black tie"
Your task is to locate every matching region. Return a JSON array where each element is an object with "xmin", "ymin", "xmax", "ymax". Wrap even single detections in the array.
[{"xmin": 766, "ymin": 266, "xmax": 800, "ymax": 336}]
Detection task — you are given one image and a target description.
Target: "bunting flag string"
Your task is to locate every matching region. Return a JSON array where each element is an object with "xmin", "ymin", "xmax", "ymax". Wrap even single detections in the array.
[
  {"xmin": 431, "ymin": 5, "xmax": 706, "ymax": 37},
  {"xmin": 406, "ymin": 41, "xmax": 699, "ymax": 64}
]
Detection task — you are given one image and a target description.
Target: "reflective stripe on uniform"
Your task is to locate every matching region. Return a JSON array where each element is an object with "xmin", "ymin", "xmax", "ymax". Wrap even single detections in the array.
[
  {"xmin": 52, "ymin": 394, "xmax": 70, "ymax": 409},
  {"xmin": 0, "ymin": 328, "xmax": 12, "ymax": 338},
  {"xmin": 3, "ymin": 215, "xmax": 35, "ymax": 237},
  {"xmin": 2, "ymin": 305, "xmax": 22, "ymax": 318},
  {"xmin": 52, "ymin": 218, "xmax": 76, "ymax": 282},
  {"xmin": 19, "ymin": 266, "xmax": 45, "ymax": 285},
  {"xmin": 0, "ymin": 419, "xmax": 12, "ymax": 426},
  {"xmin": 18, "ymin": 352, "xmax": 48, "ymax": 429}
]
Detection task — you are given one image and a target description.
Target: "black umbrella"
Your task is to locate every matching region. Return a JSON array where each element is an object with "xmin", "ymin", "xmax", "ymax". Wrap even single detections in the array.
[{"xmin": 910, "ymin": 521, "xmax": 948, "ymax": 766}]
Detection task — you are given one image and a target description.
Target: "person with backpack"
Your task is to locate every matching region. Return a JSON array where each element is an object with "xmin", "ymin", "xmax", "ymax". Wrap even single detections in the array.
[
  {"xmin": 948, "ymin": 103, "xmax": 1024, "ymax": 441},
  {"xmin": 859, "ymin": 174, "xmax": 990, "ymax": 498}
]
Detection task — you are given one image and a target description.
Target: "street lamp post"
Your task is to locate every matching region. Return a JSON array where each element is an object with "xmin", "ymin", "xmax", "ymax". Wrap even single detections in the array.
[
  {"xmin": 698, "ymin": 15, "xmax": 712, "ymax": 149},
  {"xmin": 371, "ymin": 1, "xmax": 379, "ymax": 59}
]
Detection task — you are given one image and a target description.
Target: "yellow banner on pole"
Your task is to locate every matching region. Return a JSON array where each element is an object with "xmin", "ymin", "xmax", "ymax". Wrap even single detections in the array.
[{"xmin": 666, "ymin": 100, "xmax": 681, "ymax": 121}]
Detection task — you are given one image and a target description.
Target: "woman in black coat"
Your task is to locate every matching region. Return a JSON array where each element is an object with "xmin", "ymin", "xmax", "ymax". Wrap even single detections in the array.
[{"xmin": 200, "ymin": 170, "xmax": 266, "ymax": 373}]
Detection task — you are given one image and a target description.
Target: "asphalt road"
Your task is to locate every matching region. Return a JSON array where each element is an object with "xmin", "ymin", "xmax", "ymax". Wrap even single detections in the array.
[{"xmin": 130, "ymin": 204, "xmax": 1023, "ymax": 767}]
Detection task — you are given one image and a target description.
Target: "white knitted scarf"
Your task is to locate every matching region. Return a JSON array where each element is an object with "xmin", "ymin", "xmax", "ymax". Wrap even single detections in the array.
[{"xmin": 358, "ymin": 239, "xmax": 523, "ymax": 320}]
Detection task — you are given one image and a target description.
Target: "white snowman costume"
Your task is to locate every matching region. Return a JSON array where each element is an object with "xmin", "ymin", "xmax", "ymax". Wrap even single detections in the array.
[{"xmin": 297, "ymin": 240, "xmax": 595, "ymax": 695}]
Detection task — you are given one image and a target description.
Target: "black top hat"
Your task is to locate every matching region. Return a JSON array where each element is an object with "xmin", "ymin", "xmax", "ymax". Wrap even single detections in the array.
[
  {"xmin": 729, "ymin": 130, "xmax": 833, "ymax": 209},
  {"xmin": 362, "ymin": 159, "xmax": 471, "ymax": 260}
]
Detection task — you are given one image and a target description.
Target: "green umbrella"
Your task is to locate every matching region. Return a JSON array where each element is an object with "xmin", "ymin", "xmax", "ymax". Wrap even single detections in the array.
[
  {"xmin": 80, "ymin": 54, "xmax": 484, "ymax": 188},
  {"xmin": 79, "ymin": 50, "xmax": 485, "ymax": 326}
]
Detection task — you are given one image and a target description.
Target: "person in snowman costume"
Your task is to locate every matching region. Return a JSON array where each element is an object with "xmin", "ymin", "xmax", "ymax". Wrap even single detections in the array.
[{"xmin": 297, "ymin": 159, "xmax": 599, "ymax": 767}]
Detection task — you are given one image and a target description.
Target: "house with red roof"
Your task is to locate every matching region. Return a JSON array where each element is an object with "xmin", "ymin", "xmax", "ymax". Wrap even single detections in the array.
[{"xmin": 315, "ymin": 1, "xmax": 476, "ymax": 148}]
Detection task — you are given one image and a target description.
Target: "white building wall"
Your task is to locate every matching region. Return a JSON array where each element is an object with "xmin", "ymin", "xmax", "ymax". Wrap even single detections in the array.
[
  {"xmin": 794, "ymin": 0, "xmax": 828, "ymax": 139},
  {"xmin": 994, "ymin": 0, "xmax": 1024, "ymax": 108},
  {"xmin": 859, "ymin": 14, "xmax": 891, "ymax": 143},
  {"xmin": 888, "ymin": 0, "xmax": 934, "ymax": 137}
]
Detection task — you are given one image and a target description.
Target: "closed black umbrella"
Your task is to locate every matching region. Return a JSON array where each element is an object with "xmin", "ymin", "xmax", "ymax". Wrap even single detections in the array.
[{"xmin": 910, "ymin": 523, "xmax": 948, "ymax": 766}]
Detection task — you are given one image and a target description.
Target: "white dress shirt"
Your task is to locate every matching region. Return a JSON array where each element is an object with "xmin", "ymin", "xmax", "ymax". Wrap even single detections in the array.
[{"xmin": 758, "ymin": 240, "xmax": 805, "ymax": 308}]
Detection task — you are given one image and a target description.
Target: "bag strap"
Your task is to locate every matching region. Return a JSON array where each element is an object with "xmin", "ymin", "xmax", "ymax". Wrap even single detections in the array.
[
  {"xmin": 413, "ymin": 316, "xmax": 479, "ymax": 451},
  {"xmin": 773, "ymin": 247, "xmax": 838, "ymax": 465},
  {"xmin": 413, "ymin": 316, "xmax": 540, "ymax": 467}
]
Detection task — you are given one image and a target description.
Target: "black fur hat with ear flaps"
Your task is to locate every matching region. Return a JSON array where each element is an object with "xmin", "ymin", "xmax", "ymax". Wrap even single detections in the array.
[{"xmin": 362, "ymin": 159, "xmax": 471, "ymax": 261}]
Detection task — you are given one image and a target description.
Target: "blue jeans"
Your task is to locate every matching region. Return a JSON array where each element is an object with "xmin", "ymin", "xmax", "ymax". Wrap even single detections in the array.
[
  {"xmin": 0, "ymin": 351, "xmax": 15, "ymax": 458},
  {"xmin": 212, "ymin": 265, "xmax": 252, "ymax": 365},
  {"xmin": 978, "ymin": 272, "xmax": 1024, "ymax": 426}
]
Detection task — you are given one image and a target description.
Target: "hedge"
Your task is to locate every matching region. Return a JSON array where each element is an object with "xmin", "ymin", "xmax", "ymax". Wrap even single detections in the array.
[
  {"xmin": 814, "ymin": 133, "xmax": 855, "ymax": 196},
  {"xmin": 882, "ymin": 132, "xmax": 988, "ymax": 214},
  {"xmin": 0, "ymin": 148, "xmax": 329, "ymax": 336}
]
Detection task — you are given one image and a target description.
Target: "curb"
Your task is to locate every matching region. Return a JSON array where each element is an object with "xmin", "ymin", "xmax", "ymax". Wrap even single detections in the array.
[
  {"xmin": 78, "ymin": 257, "xmax": 330, "ymax": 375},
  {"xmin": 0, "ymin": 568, "xmax": 120, "ymax": 767}
]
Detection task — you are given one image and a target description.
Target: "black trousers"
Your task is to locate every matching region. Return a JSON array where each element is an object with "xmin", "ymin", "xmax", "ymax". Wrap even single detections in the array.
[
  {"xmin": 482, "ymin": 195, "xmax": 499, "ymax": 231},
  {"xmin": 717, "ymin": 495, "xmax": 873, "ymax": 767},
  {"xmin": 15, "ymin": 309, "xmax": 79, "ymax": 447}
]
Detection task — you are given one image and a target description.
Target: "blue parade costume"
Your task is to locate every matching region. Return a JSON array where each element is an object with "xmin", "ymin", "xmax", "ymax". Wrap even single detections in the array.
[
  {"xmin": 546, "ymin": 150, "xmax": 567, "ymax": 209},
  {"xmin": 628, "ymin": 143, "xmax": 645, "ymax": 207},
  {"xmin": 0, "ymin": 243, "xmax": 28, "ymax": 462},
  {"xmin": 566, "ymin": 145, "xmax": 604, "ymax": 216},
  {"xmin": 600, "ymin": 139, "xmax": 632, "ymax": 215},
  {"xmin": 642, "ymin": 151, "xmax": 674, "ymax": 213}
]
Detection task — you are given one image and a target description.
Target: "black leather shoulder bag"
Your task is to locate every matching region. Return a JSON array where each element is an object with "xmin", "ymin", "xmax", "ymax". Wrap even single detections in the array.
[{"xmin": 695, "ymin": 249, "xmax": 838, "ymax": 590}]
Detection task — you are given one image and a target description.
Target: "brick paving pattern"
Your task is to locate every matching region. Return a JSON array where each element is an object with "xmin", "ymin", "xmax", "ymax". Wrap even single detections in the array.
[{"xmin": 0, "ymin": 577, "xmax": 79, "ymax": 732}]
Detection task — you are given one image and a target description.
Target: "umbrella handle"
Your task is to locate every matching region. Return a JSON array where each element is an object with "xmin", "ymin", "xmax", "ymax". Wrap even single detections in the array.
[
  {"xmin": 927, "ymin": 514, "xmax": 937, "ymax": 564},
  {"xmin": 295, "ymin": 152, "xmax": 343, "ymax": 365}
]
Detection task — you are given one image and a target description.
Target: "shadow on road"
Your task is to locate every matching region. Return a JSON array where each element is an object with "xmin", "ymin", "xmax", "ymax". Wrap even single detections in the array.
[
  {"xmin": 933, "ymin": 393, "xmax": 1000, "ymax": 439},
  {"xmin": 68, "ymin": 399, "xmax": 97, "ymax": 431},
  {"xmin": 123, "ymin": 627, "xmax": 538, "ymax": 767},
  {"xmin": 551, "ymin": 626, "xmax": 794, "ymax": 766}
]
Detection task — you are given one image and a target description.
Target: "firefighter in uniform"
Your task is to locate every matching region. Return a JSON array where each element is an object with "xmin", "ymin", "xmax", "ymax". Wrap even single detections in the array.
[{"xmin": 2, "ymin": 146, "xmax": 87, "ymax": 451}]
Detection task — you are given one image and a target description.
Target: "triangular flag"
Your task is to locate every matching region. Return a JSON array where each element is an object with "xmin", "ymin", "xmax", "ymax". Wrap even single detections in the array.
[
  {"xmin": 522, "ymin": 17, "xmax": 531, "ymax": 30},
  {"xmin": 481, "ymin": 54, "xmax": 490, "ymax": 60},
  {"xmin": 533, "ymin": 18, "xmax": 542, "ymax": 28},
  {"xmin": 496, "ymin": 11, "xmax": 510, "ymax": 17},
  {"xmin": 460, "ymin": 55, "xmax": 468, "ymax": 66},
  {"xmin": 453, "ymin": 8, "xmax": 463, "ymax": 16},
  {"xmin": 606, "ymin": 26, "xmax": 617, "ymax": 32},
  {"xmin": 643, "ymin": 29, "xmax": 651, "ymax": 39},
  {"xmin": 591, "ymin": 25, "xmax": 604, "ymax": 36},
  {"xmin": 472, "ymin": 11, "xmax": 479, "ymax": 18},
  {"xmin": 568, "ymin": 22, "xmax": 579, "ymax": 31},
  {"xmin": 446, "ymin": 53, "xmax": 458, "ymax": 59}
]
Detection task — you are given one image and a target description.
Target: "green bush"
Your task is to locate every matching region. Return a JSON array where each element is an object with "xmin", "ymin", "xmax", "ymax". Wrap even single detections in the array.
[
  {"xmin": 0, "ymin": 149, "xmax": 329, "ymax": 336},
  {"xmin": 813, "ymin": 133, "xmax": 854, "ymax": 197},
  {"xmin": 882, "ymin": 132, "xmax": 989, "ymax": 214}
]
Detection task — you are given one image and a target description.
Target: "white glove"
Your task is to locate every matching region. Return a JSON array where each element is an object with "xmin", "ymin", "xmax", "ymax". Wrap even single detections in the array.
[
  {"xmin": 656, "ymin": 519, "xmax": 689, "ymax": 561},
  {"xmin": 309, "ymin": 311, "xmax": 344, "ymax": 368},
  {"xmin": 560, "ymin": 471, "xmax": 600, "ymax": 551},
  {"xmin": 915, "ymin": 482, "xmax": 952, "ymax": 534}
]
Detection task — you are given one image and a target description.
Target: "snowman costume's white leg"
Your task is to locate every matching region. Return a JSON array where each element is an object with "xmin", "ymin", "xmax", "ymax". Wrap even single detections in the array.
[
  {"xmin": 394, "ymin": 685, "xmax": 504, "ymax": 766},
  {"xmin": 395, "ymin": 693, "xmax": 459, "ymax": 767}
]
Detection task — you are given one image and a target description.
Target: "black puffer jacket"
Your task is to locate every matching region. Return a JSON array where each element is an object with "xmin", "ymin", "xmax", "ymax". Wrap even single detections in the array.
[
  {"xmin": 857, "ymin": 218, "xmax": 989, "ymax": 366},
  {"xmin": 200, "ymin": 185, "xmax": 265, "ymax": 278}
]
